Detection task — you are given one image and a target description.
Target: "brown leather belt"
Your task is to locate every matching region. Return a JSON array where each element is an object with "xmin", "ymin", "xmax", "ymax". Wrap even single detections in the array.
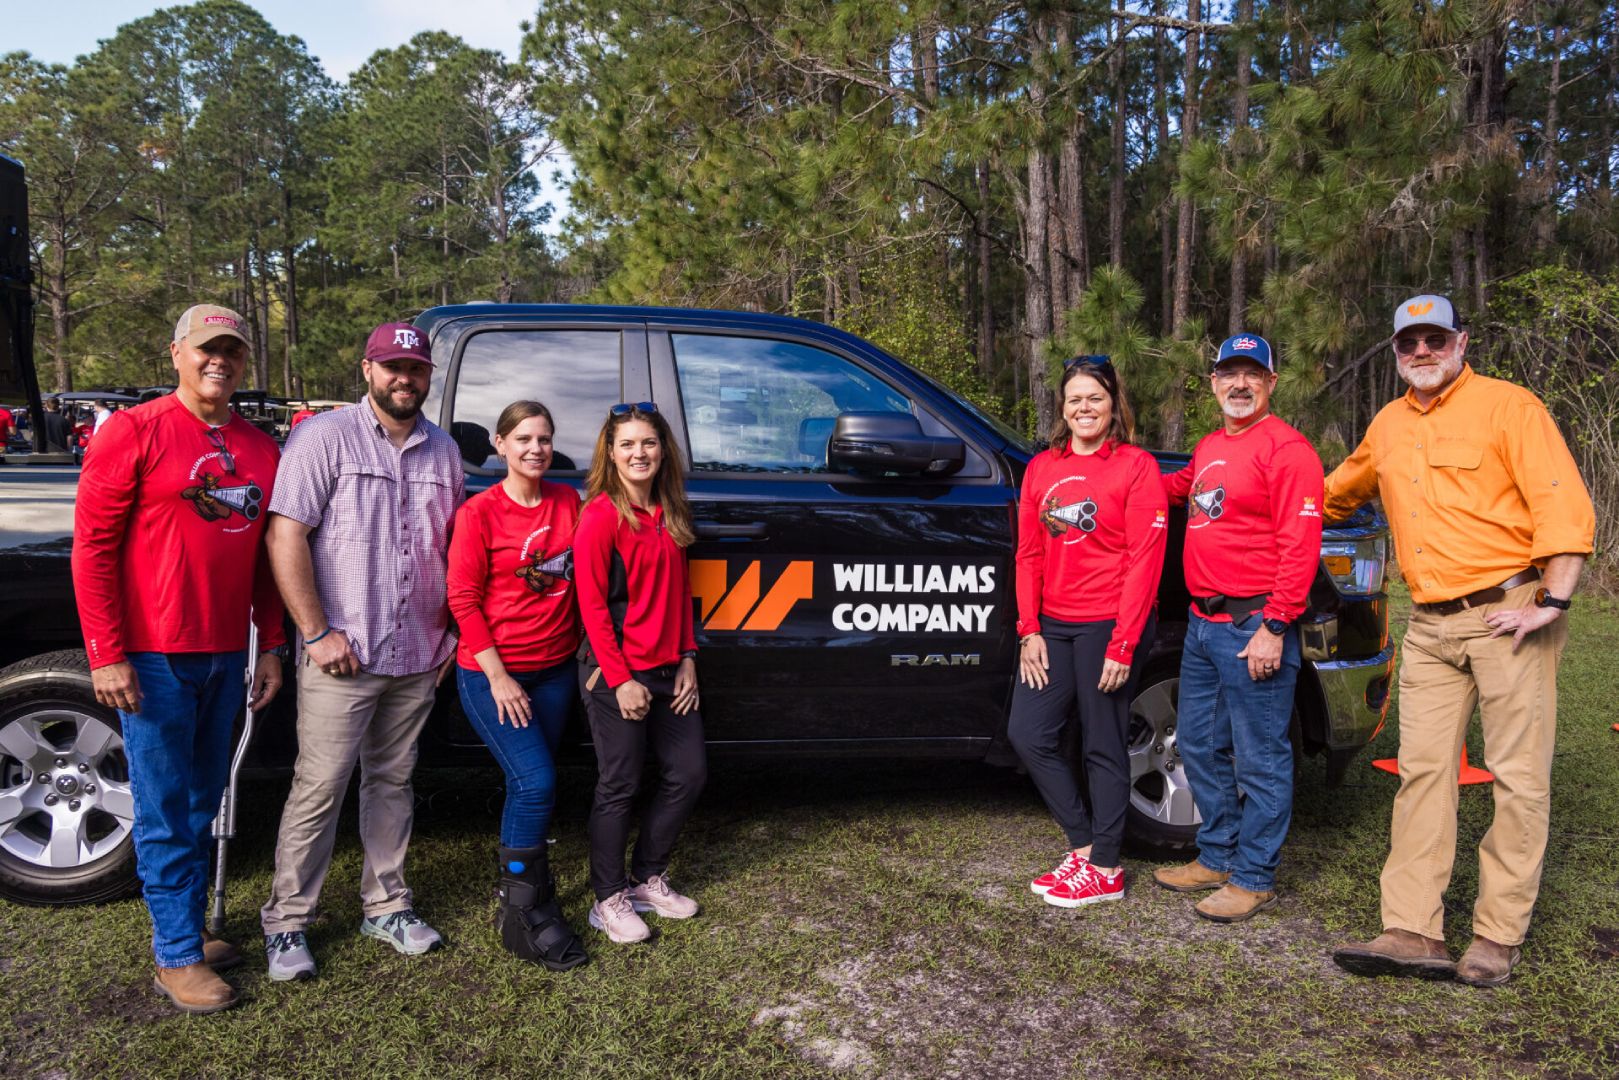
[{"xmin": 1414, "ymin": 568, "xmax": 1540, "ymax": 616}]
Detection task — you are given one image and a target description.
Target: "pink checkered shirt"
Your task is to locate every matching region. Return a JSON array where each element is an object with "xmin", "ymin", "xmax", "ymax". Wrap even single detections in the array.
[{"xmin": 269, "ymin": 400, "xmax": 465, "ymax": 676}]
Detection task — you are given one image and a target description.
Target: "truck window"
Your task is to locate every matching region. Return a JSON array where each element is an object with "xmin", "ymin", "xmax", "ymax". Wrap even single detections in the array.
[
  {"xmin": 451, "ymin": 330, "xmax": 621, "ymax": 472},
  {"xmin": 671, "ymin": 334, "xmax": 913, "ymax": 473}
]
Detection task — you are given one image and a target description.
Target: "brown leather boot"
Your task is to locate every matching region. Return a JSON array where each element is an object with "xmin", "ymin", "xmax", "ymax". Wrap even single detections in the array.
[
  {"xmin": 203, "ymin": 930, "xmax": 243, "ymax": 972},
  {"xmin": 1152, "ymin": 860, "xmax": 1230, "ymax": 893},
  {"xmin": 1455, "ymin": 935, "xmax": 1521, "ymax": 988},
  {"xmin": 1194, "ymin": 883, "xmax": 1277, "ymax": 922},
  {"xmin": 1332, "ymin": 929, "xmax": 1454, "ymax": 980},
  {"xmin": 152, "ymin": 962, "xmax": 238, "ymax": 1014}
]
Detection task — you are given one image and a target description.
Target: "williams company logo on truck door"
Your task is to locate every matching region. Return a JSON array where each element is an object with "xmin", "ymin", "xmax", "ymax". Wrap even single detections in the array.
[{"xmin": 690, "ymin": 558, "xmax": 1000, "ymax": 635}]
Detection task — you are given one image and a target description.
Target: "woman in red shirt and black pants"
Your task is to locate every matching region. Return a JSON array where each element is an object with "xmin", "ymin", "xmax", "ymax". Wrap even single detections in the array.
[
  {"xmin": 575, "ymin": 402, "xmax": 706, "ymax": 945},
  {"xmin": 447, "ymin": 400, "xmax": 588, "ymax": 970},
  {"xmin": 1011, "ymin": 357, "xmax": 1167, "ymax": 908}
]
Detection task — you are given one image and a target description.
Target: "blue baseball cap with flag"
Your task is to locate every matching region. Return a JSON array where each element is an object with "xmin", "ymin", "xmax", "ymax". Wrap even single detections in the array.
[{"xmin": 1215, "ymin": 333, "xmax": 1274, "ymax": 372}]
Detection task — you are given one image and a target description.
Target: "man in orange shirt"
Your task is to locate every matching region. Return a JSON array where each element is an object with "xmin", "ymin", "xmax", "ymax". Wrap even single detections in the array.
[{"xmin": 1325, "ymin": 294, "xmax": 1594, "ymax": 987}]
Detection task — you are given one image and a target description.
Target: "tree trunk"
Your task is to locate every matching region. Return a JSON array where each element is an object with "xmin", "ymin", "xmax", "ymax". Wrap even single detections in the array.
[
  {"xmin": 49, "ymin": 242, "xmax": 71, "ymax": 393},
  {"xmin": 1228, "ymin": 0, "xmax": 1254, "ymax": 334},
  {"xmin": 1059, "ymin": 123, "xmax": 1089, "ymax": 307},
  {"xmin": 282, "ymin": 187, "xmax": 299, "ymax": 401},
  {"xmin": 1154, "ymin": 15, "xmax": 1173, "ymax": 336},
  {"xmin": 976, "ymin": 162, "xmax": 995, "ymax": 375},
  {"xmin": 1024, "ymin": 145, "xmax": 1055, "ymax": 433},
  {"xmin": 1109, "ymin": 7, "xmax": 1128, "ymax": 266},
  {"xmin": 1171, "ymin": 0, "xmax": 1202, "ymax": 338},
  {"xmin": 1533, "ymin": 19, "xmax": 1564, "ymax": 253}
]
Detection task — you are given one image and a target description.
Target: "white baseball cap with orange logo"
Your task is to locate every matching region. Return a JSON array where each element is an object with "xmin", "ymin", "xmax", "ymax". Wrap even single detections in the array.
[
  {"xmin": 173, "ymin": 304, "xmax": 251, "ymax": 350},
  {"xmin": 1393, "ymin": 294, "xmax": 1459, "ymax": 335}
]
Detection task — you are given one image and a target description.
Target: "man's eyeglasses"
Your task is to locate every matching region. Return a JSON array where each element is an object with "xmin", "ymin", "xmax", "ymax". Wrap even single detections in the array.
[
  {"xmin": 1064, "ymin": 355, "xmax": 1114, "ymax": 374},
  {"xmin": 1393, "ymin": 332, "xmax": 1456, "ymax": 355},
  {"xmin": 609, "ymin": 401, "xmax": 658, "ymax": 416},
  {"xmin": 205, "ymin": 427, "xmax": 236, "ymax": 474}
]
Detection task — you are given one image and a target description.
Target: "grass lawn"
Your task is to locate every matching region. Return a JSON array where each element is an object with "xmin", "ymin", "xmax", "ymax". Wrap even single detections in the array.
[{"xmin": 4, "ymin": 589, "xmax": 1618, "ymax": 1078}]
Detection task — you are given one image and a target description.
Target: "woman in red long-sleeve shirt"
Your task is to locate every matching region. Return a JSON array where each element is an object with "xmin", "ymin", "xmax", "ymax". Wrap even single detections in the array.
[
  {"xmin": 574, "ymin": 402, "xmax": 706, "ymax": 946},
  {"xmin": 1011, "ymin": 357, "xmax": 1168, "ymax": 909},
  {"xmin": 447, "ymin": 400, "xmax": 587, "ymax": 971}
]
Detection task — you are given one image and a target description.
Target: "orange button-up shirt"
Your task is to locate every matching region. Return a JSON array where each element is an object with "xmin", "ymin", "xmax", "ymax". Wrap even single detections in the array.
[{"xmin": 1323, "ymin": 364, "xmax": 1594, "ymax": 604}]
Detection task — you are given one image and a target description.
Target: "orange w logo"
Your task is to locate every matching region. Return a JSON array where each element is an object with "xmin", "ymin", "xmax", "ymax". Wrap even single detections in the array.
[
  {"xmin": 690, "ymin": 559, "xmax": 814, "ymax": 631},
  {"xmin": 1407, "ymin": 301, "xmax": 1435, "ymax": 316}
]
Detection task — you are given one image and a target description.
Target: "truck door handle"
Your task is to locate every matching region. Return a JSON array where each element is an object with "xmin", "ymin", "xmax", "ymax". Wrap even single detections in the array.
[{"xmin": 695, "ymin": 521, "xmax": 768, "ymax": 540}]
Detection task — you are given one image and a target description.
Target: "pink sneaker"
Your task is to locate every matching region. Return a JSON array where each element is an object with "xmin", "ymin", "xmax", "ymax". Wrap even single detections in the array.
[
  {"xmin": 628, "ymin": 873, "xmax": 699, "ymax": 919},
  {"xmin": 1030, "ymin": 850, "xmax": 1088, "ymax": 895},
  {"xmin": 588, "ymin": 889, "xmax": 652, "ymax": 943},
  {"xmin": 1042, "ymin": 864, "xmax": 1124, "ymax": 908}
]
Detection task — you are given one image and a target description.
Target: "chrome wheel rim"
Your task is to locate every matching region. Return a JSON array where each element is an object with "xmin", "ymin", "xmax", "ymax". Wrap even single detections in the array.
[
  {"xmin": 0, "ymin": 707, "xmax": 134, "ymax": 869},
  {"xmin": 1127, "ymin": 677, "xmax": 1202, "ymax": 830}
]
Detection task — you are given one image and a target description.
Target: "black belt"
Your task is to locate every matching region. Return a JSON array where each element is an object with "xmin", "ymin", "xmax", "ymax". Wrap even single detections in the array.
[
  {"xmin": 1191, "ymin": 593, "xmax": 1269, "ymax": 620},
  {"xmin": 1414, "ymin": 568, "xmax": 1540, "ymax": 616}
]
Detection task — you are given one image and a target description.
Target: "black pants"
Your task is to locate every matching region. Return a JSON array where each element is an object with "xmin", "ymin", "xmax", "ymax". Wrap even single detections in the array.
[
  {"xmin": 1006, "ymin": 615, "xmax": 1154, "ymax": 868},
  {"xmin": 581, "ymin": 663, "xmax": 708, "ymax": 899}
]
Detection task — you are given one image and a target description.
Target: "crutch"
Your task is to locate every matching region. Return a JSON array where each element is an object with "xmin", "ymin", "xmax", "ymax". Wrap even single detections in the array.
[{"xmin": 209, "ymin": 619, "xmax": 260, "ymax": 935}]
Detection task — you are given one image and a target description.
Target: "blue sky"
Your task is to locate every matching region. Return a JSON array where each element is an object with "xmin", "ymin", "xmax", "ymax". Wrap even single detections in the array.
[{"xmin": 11, "ymin": 0, "xmax": 573, "ymax": 228}]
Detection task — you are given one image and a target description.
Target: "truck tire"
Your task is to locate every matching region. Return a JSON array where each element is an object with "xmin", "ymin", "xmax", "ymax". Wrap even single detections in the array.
[
  {"xmin": 0, "ymin": 650, "xmax": 140, "ymax": 905},
  {"xmin": 1123, "ymin": 662, "xmax": 1200, "ymax": 851}
]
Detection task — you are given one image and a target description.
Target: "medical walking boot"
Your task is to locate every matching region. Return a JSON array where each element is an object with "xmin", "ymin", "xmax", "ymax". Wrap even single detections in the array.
[{"xmin": 496, "ymin": 845, "xmax": 588, "ymax": 971}]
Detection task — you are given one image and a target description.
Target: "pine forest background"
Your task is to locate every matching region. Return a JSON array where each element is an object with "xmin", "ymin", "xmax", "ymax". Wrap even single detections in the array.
[{"xmin": 3, "ymin": 0, "xmax": 1616, "ymax": 577}]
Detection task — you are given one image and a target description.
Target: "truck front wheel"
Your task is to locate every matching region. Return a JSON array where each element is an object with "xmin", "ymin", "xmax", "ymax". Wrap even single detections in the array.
[
  {"xmin": 1123, "ymin": 664, "xmax": 1201, "ymax": 851},
  {"xmin": 0, "ymin": 651, "xmax": 140, "ymax": 905}
]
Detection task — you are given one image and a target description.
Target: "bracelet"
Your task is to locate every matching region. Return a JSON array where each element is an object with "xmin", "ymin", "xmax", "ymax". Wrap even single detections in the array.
[
  {"xmin": 304, "ymin": 627, "xmax": 332, "ymax": 645},
  {"xmin": 1019, "ymin": 633, "xmax": 1039, "ymax": 646}
]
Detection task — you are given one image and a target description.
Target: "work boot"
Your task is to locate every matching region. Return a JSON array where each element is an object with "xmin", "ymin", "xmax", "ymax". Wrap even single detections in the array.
[
  {"xmin": 496, "ymin": 845, "xmax": 588, "ymax": 971},
  {"xmin": 152, "ymin": 962, "xmax": 238, "ymax": 1014},
  {"xmin": 1194, "ymin": 883, "xmax": 1278, "ymax": 923},
  {"xmin": 202, "ymin": 930, "xmax": 243, "ymax": 972},
  {"xmin": 1152, "ymin": 860, "xmax": 1230, "ymax": 893},
  {"xmin": 1455, "ymin": 935, "xmax": 1521, "ymax": 988},
  {"xmin": 1332, "ymin": 928, "xmax": 1454, "ymax": 980}
]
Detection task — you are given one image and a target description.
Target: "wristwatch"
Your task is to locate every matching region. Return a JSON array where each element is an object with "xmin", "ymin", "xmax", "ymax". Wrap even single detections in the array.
[
  {"xmin": 1533, "ymin": 587, "xmax": 1572, "ymax": 611},
  {"xmin": 1261, "ymin": 617, "xmax": 1290, "ymax": 636},
  {"xmin": 261, "ymin": 644, "xmax": 291, "ymax": 661}
]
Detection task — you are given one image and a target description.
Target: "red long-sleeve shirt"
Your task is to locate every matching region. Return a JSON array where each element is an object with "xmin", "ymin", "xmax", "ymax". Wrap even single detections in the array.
[
  {"xmin": 72, "ymin": 395, "xmax": 287, "ymax": 668},
  {"xmin": 1016, "ymin": 440, "xmax": 1168, "ymax": 664},
  {"xmin": 1163, "ymin": 413, "xmax": 1324, "ymax": 624},
  {"xmin": 573, "ymin": 494, "xmax": 696, "ymax": 689},
  {"xmin": 447, "ymin": 481, "xmax": 581, "ymax": 672}
]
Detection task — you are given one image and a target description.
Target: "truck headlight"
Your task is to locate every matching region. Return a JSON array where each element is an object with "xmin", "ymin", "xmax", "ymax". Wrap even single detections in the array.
[{"xmin": 1320, "ymin": 535, "xmax": 1387, "ymax": 597}]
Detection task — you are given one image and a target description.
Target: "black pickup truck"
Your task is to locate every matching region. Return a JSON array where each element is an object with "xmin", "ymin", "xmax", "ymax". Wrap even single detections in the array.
[{"xmin": 0, "ymin": 297, "xmax": 1396, "ymax": 906}]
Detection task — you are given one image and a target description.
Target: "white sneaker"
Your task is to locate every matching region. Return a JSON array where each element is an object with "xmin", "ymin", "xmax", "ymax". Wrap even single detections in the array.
[
  {"xmin": 628, "ymin": 873, "xmax": 700, "ymax": 919},
  {"xmin": 265, "ymin": 931, "xmax": 316, "ymax": 982},
  {"xmin": 359, "ymin": 908, "xmax": 444, "ymax": 955},
  {"xmin": 588, "ymin": 889, "xmax": 652, "ymax": 943}
]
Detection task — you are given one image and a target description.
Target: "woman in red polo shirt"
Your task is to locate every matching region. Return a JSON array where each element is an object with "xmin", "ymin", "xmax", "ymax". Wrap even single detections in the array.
[
  {"xmin": 1011, "ymin": 357, "xmax": 1168, "ymax": 909},
  {"xmin": 574, "ymin": 401, "xmax": 705, "ymax": 946},
  {"xmin": 447, "ymin": 400, "xmax": 587, "ymax": 970}
]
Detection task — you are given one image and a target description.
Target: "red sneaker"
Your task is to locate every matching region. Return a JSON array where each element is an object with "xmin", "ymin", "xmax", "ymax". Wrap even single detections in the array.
[
  {"xmin": 1030, "ymin": 850, "xmax": 1088, "ymax": 896},
  {"xmin": 1042, "ymin": 864, "xmax": 1124, "ymax": 908}
]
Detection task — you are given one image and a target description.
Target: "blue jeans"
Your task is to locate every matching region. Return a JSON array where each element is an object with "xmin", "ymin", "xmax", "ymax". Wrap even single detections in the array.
[
  {"xmin": 457, "ymin": 661, "xmax": 574, "ymax": 848},
  {"xmin": 1176, "ymin": 611, "xmax": 1300, "ymax": 892},
  {"xmin": 121, "ymin": 651, "xmax": 246, "ymax": 968}
]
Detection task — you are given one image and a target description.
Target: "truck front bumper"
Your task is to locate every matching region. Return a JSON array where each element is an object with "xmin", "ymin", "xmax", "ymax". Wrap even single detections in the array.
[{"xmin": 1313, "ymin": 644, "xmax": 1397, "ymax": 752}]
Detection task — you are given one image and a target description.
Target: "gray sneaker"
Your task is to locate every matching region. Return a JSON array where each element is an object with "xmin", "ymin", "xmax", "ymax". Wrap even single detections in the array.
[
  {"xmin": 360, "ymin": 908, "xmax": 444, "ymax": 955},
  {"xmin": 265, "ymin": 931, "xmax": 317, "ymax": 982}
]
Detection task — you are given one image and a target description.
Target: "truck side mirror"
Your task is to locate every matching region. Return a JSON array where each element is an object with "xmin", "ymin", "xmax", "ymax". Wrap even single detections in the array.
[{"xmin": 827, "ymin": 411, "xmax": 965, "ymax": 478}]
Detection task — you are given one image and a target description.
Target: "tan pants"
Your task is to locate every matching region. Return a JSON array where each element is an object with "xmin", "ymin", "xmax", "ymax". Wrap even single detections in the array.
[
  {"xmin": 1380, "ymin": 580, "xmax": 1567, "ymax": 946},
  {"xmin": 260, "ymin": 663, "xmax": 438, "ymax": 933}
]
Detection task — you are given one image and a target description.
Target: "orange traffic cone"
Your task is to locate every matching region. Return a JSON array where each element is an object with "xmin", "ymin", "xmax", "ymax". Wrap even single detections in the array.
[{"xmin": 1372, "ymin": 747, "xmax": 1494, "ymax": 785}]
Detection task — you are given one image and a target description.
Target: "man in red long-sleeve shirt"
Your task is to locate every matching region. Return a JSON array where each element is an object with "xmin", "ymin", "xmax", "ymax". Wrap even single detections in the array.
[
  {"xmin": 72, "ymin": 304, "xmax": 287, "ymax": 1014},
  {"xmin": 1151, "ymin": 333, "xmax": 1325, "ymax": 923}
]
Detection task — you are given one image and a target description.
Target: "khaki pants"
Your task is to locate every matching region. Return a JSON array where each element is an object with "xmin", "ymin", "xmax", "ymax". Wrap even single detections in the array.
[
  {"xmin": 260, "ymin": 663, "xmax": 438, "ymax": 933},
  {"xmin": 1380, "ymin": 580, "xmax": 1567, "ymax": 946}
]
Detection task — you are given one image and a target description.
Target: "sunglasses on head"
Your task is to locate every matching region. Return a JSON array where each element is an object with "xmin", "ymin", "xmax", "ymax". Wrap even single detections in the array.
[
  {"xmin": 609, "ymin": 401, "xmax": 658, "ymax": 416},
  {"xmin": 1393, "ymin": 332, "xmax": 1456, "ymax": 355},
  {"xmin": 1064, "ymin": 355, "xmax": 1114, "ymax": 373},
  {"xmin": 205, "ymin": 426, "xmax": 236, "ymax": 474}
]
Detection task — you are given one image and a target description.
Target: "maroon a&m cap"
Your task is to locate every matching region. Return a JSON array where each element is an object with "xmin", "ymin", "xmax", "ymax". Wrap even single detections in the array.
[{"xmin": 364, "ymin": 322, "xmax": 434, "ymax": 366}]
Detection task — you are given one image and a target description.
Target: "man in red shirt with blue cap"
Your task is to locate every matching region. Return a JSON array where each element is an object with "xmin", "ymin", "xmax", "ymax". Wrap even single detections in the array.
[{"xmin": 1152, "ymin": 333, "xmax": 1325, "ymax": 922}]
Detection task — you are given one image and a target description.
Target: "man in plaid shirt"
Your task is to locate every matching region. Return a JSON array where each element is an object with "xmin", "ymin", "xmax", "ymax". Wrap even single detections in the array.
[{"xmin": 258, "ymin": 322, "xmax": 464, "ymax": 982}]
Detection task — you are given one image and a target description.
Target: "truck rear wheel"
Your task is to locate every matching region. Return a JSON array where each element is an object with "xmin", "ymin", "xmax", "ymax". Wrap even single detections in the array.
[
  {"xmin": 1124, "ymin": 663, "xmax": 1200, "ymax": 851},
  {"xmin": 0, "ymin": 651, "xmax": 140, "ymax": 905}
]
